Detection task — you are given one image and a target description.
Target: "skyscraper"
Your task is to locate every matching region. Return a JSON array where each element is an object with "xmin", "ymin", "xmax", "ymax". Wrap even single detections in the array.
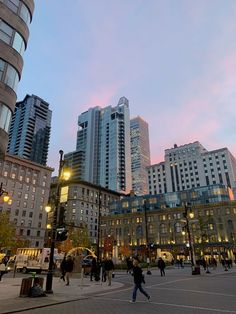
[
  {"xmin": 66, "ymin": 97, "xmax": 132, "ymax": 193},
  {"xmin": 7, "ymin": 94, "xmax": 52, "ymax": 166},
  {"xmin": 0, "ymin": 0, "xmax": 35, "ymax": 158},
  {"xmin": 130, "ymin": 116, "xmax": 151, "ymax": 195}
]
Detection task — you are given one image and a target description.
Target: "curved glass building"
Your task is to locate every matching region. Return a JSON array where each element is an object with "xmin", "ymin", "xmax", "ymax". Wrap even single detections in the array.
[{"xmin": 0, "ymin": 0, "xmax": 34, "ymax": 158}]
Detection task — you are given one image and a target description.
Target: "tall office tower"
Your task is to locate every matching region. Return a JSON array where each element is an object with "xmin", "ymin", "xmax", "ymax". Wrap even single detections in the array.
[
  {"xmin": 147, "ymin": 141, "xmax": 236, "ymax": 197},
  {"xmin": 130, "ymin": 116, "xmax": 151, "ymax": 195},
  {"xmin": 73, "ymin": 97, "xmax": 132, "ymax": 193},
  {"xmin": 7, "ymin": 94, "xmax": 52, "ymax": 166},
  {"xmin": 0, "ymin": 0, "xmax": 35, "ymax": 158}
]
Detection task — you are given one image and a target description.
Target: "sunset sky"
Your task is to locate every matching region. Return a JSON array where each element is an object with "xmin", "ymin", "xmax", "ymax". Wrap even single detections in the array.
[{"xmin": 17, "ymin": 0, "xmax": 236, "ymax": 172}]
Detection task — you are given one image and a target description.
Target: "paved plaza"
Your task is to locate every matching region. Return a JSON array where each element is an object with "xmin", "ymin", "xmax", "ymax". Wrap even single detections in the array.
[{"xmin": 0, "ymin": 266, "xmax": 236, "ymax": 314}]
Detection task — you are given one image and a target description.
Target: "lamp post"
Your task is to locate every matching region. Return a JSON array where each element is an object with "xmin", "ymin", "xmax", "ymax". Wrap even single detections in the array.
[
  {"xmin": 45, "ymin": 150, "xmax": 69, "ymax": 294},
  {"xmin": 182, "ymin": 205, "xmax": 200, "ymax": 275},
  {"xmin": 144, "ymin": 199, "xmax": 151, "ymax": 275},
  {"xmin": 0, "ymin": 182, "xmax": 10, "ymax": 203},
  {"xmin": 96, "ymin": 187, "xmax": 101, "ymax": 261}
]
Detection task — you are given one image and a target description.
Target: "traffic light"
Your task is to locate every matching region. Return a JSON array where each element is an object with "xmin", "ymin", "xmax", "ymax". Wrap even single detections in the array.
[
  {"xmin": 58, "ymin": 206, "xmax": 66, "ymax": 227},
  {"xmin": 56, "ymin": 228, "xmax": 68, "ymax": 241}
]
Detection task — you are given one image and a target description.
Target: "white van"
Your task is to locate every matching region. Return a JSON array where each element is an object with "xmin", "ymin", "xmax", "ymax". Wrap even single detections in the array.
[{"xmin": 15, "ymin": 248, "xmax": 59, "ymax": 273}]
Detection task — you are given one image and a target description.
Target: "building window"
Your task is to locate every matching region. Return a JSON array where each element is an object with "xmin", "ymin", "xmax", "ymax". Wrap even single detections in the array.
[{"xmin": 0, "ymin": 58, "xmax": 19, "ymax": 91}]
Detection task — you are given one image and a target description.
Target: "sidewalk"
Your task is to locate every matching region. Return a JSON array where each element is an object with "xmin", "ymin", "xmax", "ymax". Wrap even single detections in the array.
[{"xmin": 0, "ymin": 274, "xmax": 124, "ymax": 314}]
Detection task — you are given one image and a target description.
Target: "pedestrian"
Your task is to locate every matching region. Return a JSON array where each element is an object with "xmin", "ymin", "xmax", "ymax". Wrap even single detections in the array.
[
  {"xmin": 101, "ymin": 258, "xmax": 107, "ymax": 282},
  {"xmin": 60, "ymin": 255, "xmax": 66, "ymax": 281},
  {"xmin": 157, "ymin": 257, "xmax": 166, "ymax": 276},
  {"xmin": 64, "ymin": 255, "xmax": 74, "ymax": 286},
  {"xmin": 104, "ymin": 255, "xmax": 114, "ymax": 286},
  {"xmin": 0, "ymin": 262, "xmax": 7, "ymax": 282},
  {"xmin": 201, "ymin": 258, "xmax": 206, "ymax": 270},
  {"xmin": 130, "ymin": 258, "xmax": 150, "ymax": 303},
  {"xmin": 176, "ymin": 258, "xmax": 180, "ymax": 268},
  {"xmin": 90, "ymin": 257, "xmax": 97, "ymax": 281},
  {"xmin": 2, "ymin": 256, "xmax": 9, "ymax": 266},
  {"xmin": 126, "ymin": 257, "xmax": 133, "ymax": 274}
]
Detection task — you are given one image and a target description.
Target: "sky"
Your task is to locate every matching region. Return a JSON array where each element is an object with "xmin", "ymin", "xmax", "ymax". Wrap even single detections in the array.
[{"xmin": 17, "ymin": 0, "xmax": 236, "ymax": 172}]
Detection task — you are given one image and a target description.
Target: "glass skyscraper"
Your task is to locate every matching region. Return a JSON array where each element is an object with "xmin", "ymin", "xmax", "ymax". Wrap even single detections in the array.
[
  {"xmin": 7, "ymin": 94, "xmax": 51, "ymax": 166},
  {"xmin": 130, "ymin": 116, "xmax": 151, "ymax": 195},
  {"xmin": 66, "ymin": 97, "xmax": 132, "ymax": 193}
]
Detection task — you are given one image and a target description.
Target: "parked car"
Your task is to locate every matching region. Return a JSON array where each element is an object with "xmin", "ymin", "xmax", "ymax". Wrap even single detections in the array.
[
  {"xmin": 82, "ymin": 255, "xmax": 96, "ymax": 266},
  {"xmin": 81, "ymin": 255, "xmax": 96, "ymax": 275}
]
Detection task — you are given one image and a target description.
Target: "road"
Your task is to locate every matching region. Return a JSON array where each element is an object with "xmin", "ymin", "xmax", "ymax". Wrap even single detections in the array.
[{"xmin": 8, "ymin": 266, "xmax": 236, "ymax": 314}]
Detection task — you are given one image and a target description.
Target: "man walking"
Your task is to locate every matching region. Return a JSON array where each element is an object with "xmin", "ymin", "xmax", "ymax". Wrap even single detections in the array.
[
  {"xmin": 130, "ymin": 258, "xmax": 150, "ymax": 303},
  {"xmin": 157, "ymin": 257, "xmax": 166, "ymax": 276},
  {"xmin": 64, "ymin": 255, "xmax": 74, "ymax": 286},
  {"xmin": 104, "ymin": 255, "xmax": 114, "ymax": 286}
]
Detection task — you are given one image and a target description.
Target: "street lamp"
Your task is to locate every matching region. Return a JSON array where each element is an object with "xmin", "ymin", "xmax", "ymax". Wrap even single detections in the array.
[
  {"xmin": 0, "ymin": 182, "xmax": 10, "ymax": 203},
  {"xmin": 96, "ymin": 187, "xmax": 101, "ymax": 261},
  {"xmin": 143, "ymin": 199, "xmax": 151, "ymax": 275},
  {"xmin": 45, "ymin": 150, "xmax": 71, "ymax": 294},
  {"xmin": 182, "ymin": 204, "xmax": 200, "ymax": 275}
]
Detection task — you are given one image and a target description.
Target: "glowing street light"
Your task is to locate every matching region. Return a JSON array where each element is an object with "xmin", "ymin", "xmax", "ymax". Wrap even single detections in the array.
[
  {"xmin": 0, "ymin": 182, "xmax": 11, "ymax": 203},
  {"xmin": 45, "ymin": 150, "xmax": 71, "ymax": 294},
  {"xmin": 183, "ymin": 204, "xmax": 200, "ymax": 275}
]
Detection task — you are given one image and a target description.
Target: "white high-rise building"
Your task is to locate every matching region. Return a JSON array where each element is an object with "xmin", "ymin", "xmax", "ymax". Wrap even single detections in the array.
[
  {"xmin": 147, "ymin": 141, "xmax": 236, "ymax": 197},
  {"xmin": 130, "ymin": 116, "xmax": 151, "ymax": 195},
  {"xmin": 69, "ymin": 97, "xmax": 132, "ymax": 193}
]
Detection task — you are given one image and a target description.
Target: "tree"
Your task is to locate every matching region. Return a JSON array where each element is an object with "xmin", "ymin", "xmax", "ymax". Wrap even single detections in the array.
[
  {"xmin": 56, "ymin": 223, "xmax": 92, "ymax": 253},
  {"xmin": 0, "ymin": 212, "xmax": 16, "ymax": 251},
  {"xmin": 70, "ymin": 225, "xmax": 91, "ymax": 248},
  {"xmin": 119, "ymin": 245, "xmax": 131, "ymax": 257}
]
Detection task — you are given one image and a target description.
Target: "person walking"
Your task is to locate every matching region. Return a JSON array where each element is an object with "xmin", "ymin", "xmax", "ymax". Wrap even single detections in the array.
[
  {"xmin": 0, "ymin": 262, "xmax": 7, "ymax": 282},
  {"xmin": 101, "ymin": 258, "xmax": 107, "ymax": 282},
  {"xmin": 90, "ymin": 257, "xmax": 97, "ymax": 281},
  {"xmin": 64, "ymin": 255, "xmax": 74, "ymax": 286},
  {"xmin": 130, "ymin": 258, "xmax": 150, "ymax": 303},
  {"xmin": 157, "ymin": 257, "xmax": 166, "ymax": 276},
  {"xmin": 60, "ymin": 255, "xmax": 66, "ymax": 282},
  {"xmin": 126, "ymin": 257, "xmax": 133, "ymax": 274},
  {"xmin": 104, "ymin": 255, "xmax": 114, "ymax": 286}
]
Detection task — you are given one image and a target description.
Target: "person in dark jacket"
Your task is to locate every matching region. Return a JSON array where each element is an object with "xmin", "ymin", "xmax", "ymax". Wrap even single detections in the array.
[
  {"xmin": 90, "ymin": 257, "xmax": 97, "ymax": 281},
  {"xmin": 104, "ymin": 256, "xmax": 114, "ymax": 286},
  {"xmin": 60, "ymin": 256, "xmax": 66, "ymax": 281},
  {"xmin": 130, "ymin": 258, "xmax": 150, "ymax": 303},
  {"xmin": 64, "ymin": 255, "xmax": 74, "ymax": 286},
  {"xmin": 157, "ymin": 257, "xmax": 166, "ymax": 276}
]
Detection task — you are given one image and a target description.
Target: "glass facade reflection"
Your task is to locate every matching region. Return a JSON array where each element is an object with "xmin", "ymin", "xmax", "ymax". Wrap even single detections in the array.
[
  {"xmin": 111, "ymin": 184, "xmax": 232, "ymax": 215},
  {"xmin": 0, "ymin": 0, "xmax": 32, "ymax": 25},
  {"xmin": 0, "ymin": 103, "xmax": 11, "ymax": 132},
  {"xmin": 0, "ymin": 19, "xmax": 26, "ymax": 55},
  {"xmin": 0, "ymin": 58, "xmax": 19, "ymax": 92}
]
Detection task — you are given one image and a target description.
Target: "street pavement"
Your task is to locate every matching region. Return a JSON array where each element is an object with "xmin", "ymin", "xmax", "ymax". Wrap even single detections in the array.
[
  {"xmin": 1, "ymin": 266, "xmax": 236, "ymax": 314},
  {"xmin": 0, "ymin": 272, "xmax": 123, "ymax": 314}
]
